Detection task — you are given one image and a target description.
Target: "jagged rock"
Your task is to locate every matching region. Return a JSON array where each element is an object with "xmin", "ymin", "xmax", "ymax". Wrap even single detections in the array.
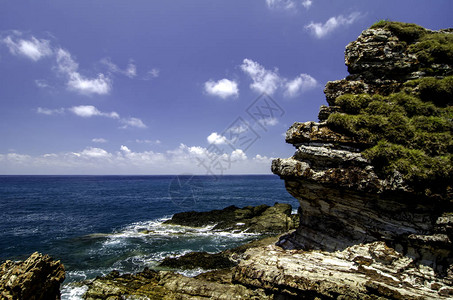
[
  {"xmin": 159, "ymin": 235, "xmax": 281, "ymax": 271},
  {"xmin": 83, "ymin": 268, "xmax": 271, "ymax": 300},
  {"xmin": 232, "ymin": 242, "xmax": 453, "ymax": 299},
  {"xmin": 272, "ymin": 21, "xmax": 453, "ymax": 298},
  {"xmin": 0, "ymin": 252, "xmax": 65, "ymax": 300},
  {"xmin": 164, "ymin": 203, "xmax": 298, "ymax": 234}
]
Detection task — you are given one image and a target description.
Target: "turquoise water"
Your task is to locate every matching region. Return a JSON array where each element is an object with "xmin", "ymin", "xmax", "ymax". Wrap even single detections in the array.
[{"xmin": 0, "ymin": 175, "xmax": 298, "ymax": 298}]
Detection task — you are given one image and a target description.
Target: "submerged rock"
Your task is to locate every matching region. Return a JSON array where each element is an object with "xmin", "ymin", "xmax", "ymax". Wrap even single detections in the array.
[{"xmin": 0, "ymin": 252, "xmax": 65, "ymax": 300}]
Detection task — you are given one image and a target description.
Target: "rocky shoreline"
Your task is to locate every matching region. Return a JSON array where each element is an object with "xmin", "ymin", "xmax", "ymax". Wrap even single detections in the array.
[{"xmin": 2, "ymin": 21, "xmax": 452, "ymax": 299}]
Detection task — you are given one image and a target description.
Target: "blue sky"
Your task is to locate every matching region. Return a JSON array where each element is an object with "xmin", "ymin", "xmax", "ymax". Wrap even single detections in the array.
[{"xmin": 0, "ymin": 0, "xmax": 451, "ymax": 175}]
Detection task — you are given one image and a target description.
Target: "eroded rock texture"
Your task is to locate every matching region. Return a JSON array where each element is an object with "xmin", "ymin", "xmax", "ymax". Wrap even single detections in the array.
[
  {"xmin": 271, "ymin": 22, "xmax": 453, "ymax": 298},
  {"xmin": 0, "ymin": 252, "xmax": 65, "ymax": 300}
]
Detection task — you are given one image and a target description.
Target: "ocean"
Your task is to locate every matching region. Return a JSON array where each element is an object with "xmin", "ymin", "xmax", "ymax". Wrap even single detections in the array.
[{"xmin": 0, "ymin": 175, "xmax": 298, "ymax": 299}]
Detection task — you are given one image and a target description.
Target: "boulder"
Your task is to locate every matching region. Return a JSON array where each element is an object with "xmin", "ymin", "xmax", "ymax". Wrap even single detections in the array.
[{"xmin": 0, "ymin": 252, "xmax": 65, "ymax": 300}]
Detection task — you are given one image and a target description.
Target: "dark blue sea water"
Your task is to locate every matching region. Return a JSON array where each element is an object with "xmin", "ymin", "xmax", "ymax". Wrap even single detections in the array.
[{"xmin": 0, "ymin": 175, "xmax": 298, "ymax": 298}]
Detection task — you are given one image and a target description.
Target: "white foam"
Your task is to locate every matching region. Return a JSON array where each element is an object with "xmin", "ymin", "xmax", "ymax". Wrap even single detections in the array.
[{"xmin": 60, "ymin": 284, "xmax": 88, "ymax": 300}]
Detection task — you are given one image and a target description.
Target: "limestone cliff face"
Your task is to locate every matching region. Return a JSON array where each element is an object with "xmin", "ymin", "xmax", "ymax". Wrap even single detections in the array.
[{"xmin": 272, "ymin": 22, "xmax": 453, "ymax": 278}]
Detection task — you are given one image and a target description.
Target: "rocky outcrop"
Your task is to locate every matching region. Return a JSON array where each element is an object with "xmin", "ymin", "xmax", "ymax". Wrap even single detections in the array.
[
  {"xmin": 270, "ymin": 21, "xmax": 453, "ymax": 297},
  {"xmin": 233, "ymin": 242, "xmax": 453, "ymax": 299},
  {"xmin": 164, "ymin": 203, "xmax": 299, "ymax": 234},
  {"xmin": 83, "ymin": 268, "xmax": 272, "ymax": 300},
  {"xmin": 82, "ymin": 22, "xmax": 452, "ymax": 299},
  {"xmin": 0, "ymin": 252, "xmax": 65, "ymax": 300}
]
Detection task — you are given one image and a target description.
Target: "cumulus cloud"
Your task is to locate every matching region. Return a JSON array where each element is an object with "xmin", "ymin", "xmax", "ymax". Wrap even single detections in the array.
[
  {"xmin": 0, "ymin": 144, "xmax": 273, "ymax": 174},
  {"xmin": 2, "ymin": 35, "xmax": 53, "ymax": 61},
  {"xmin": 240, "ymin": 58, "xmax": 317, "ymax": 97},
  {"xmin": 284, "ymin": 74, "xmax": 317, "ymax": 97},
  {"xmin": 56, "ymin": 49, "xmax": 111, "ymax": 95},
  {"xmin": 204, "ymin": 79, "xmax": 239, "ymax": 99},
  {"xmin": 231, "ymin": 149, "xmax": 247, "ymax": 161},
  {"xmin": 120, "ymin": 117, "xmax": 147, "ymax": 129},
  {"xmin": 78, "ymin": 147, "xmax": 111, "ymax": 159},
  {"xmin": 69, "ymin": 105, "xmax": 119, "ymax": 119},
  {"xmin": 305, "ymin": 12, "xmax": 362, "ymax": 38},
  {"xmin": 240, "ymin": 59, "xmax": 281, "ymax": 95},
  {"xmin": 302, "ymin": 0, "xmax": 312, "ymax": 9},
  {"xmin": 207, "ymin": 132, "xmax": 228, "ymax": 145}
]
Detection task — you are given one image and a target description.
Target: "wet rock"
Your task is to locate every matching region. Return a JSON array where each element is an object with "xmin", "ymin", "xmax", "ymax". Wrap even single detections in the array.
[
  {"xmin": 0, "ymin": 252, "xmax": 65, "ymax": 300},
  {"xmin": 164, "ymin": 202, "xmax": 298, "ymax": 234},
  {"xmin": 83, "ymin": 268, "xmax": 271, "ymax": 300}
]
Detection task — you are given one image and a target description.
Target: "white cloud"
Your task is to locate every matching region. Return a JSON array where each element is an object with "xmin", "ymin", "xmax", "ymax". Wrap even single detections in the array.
[
  {"xmin": 204, "ymin": 78, "xmax": 239, "ymax": 99},
  {"xmin": 302, "ymin": 0, "xmax": 312, "ymax": 9},
  {"xmin": 56, "ymin": 48, "xmax": 111, "ymax": 95},
  {"xmin": 102, "ymin": 58, "xmax": 137, "ymax": 78},
  {"xmin": 231, "ymin": 149, "xmax": 247, "ymax": 161},
  {"xmin": 79, "ymin": 147, "xmax": 111, "ymax": 159},
  {"xmin": 125, "ymin": 62, "xmax": 137, "ymax": 78},
  {"xmin": 207, "ymin": 132, "xmax": 228, "ymax": 145},
  {"xmin": 135, "ymin": 139, "xmax": 161, "ymax": 145},
  {"xmin": 0, "ymin": 144, "xmax": 274, "ymax": 174},
  {"xmin": 92, "ymin": 138, "xmax": 107, "ymax": 143},
  {"xmin": 144, "ymin": 68, "xmax": 160, "ymax": 80},
  {"xmin": 35, "ymin": 79, "xmax": 50, "ymax": 88},
  {"xmin": 67, "ymin": 73, "xmax": 111, "ymax": 95},
  {"xmin": 3, "ymin": 35, "xmax": 53, "ymax": 61},
  {"xmin": 240, "ymin": 59, "xmax": 281, "ymax": 95},
  {"xmin": 266, "ymin": 0, "xmax": 296, "ymax": 10},
  {"xmin": 258, "ymin": 117, "xmax": 279, "ymax": 127},
  {"xmin": 120, "ymin": 117, "xmax": 147, "ymax": 129},
  {"xmin": 253, "ymin": 154, "xmax": 272, "ymax": 163},
  {"xmin": 37, "ymin": 107, "xmax": 65, "ymax": 115},
  {"xmin": 120, "ymin": 145, "xmax": 132, "ymax": 153},
  {"xmin": 69, "ymin": 105, "xmax": 119, "ymax": 119},
  {"xmin": 240, "ymin": 59, "xmax": 317, "ymax": 97},
  {"xmin": 284, "ymin": 74, "xmax": 317, "ymax": 97},
  {"xmin": 305, "ymin": 12, "xmax": 362, "ymax": 38}
]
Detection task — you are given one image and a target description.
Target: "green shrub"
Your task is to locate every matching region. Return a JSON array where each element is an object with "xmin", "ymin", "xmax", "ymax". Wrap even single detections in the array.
[
  {"xmin": 409, "ymin": 33, "xmax": 453, "ymax": 65},
  {"xmin": 370, "ymin": 21, "xmax": 426, "ymax": 43},
  {"xmin": 327, "ymin": 76, "xmax": 452, "ymax": 194}
]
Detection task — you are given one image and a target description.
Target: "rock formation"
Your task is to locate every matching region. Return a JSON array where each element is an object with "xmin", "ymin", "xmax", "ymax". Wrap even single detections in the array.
[
  {"xmin": 164, "ymin": 202, "xmax": 299, "ymax": 234},
  {"xmin": 82, "ymin": 22, "xmax": 453, "ymax": 299},
  {"xmin": 270, "ymin": 21, "xmax": 453, "ymax": 297},
  {"xmin": 0, "ymin": 252, "xmax": 65, "ymax": 300}
]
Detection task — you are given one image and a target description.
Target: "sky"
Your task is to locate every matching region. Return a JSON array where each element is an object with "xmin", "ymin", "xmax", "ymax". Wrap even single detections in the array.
[{"xmin": 0, "ymin": 0, "xmax": 451, "ymax": 175}]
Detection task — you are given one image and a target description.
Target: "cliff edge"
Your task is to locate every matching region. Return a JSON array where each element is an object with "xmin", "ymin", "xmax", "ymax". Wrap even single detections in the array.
[{"xmin": 269, "ymin": 21, "xmax": 453, "ymax": 297}]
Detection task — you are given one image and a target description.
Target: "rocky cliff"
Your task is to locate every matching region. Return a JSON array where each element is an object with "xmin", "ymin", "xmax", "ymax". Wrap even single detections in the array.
[
  {"xmin": 81, "ymin": 21, "xmax": 453, "ymax": 299},
  {"xmin": 0, "ymin": 252, "xmax": 65, "ymax": 300},
  {"xmin": 270, "ymin": 21, "xmax": 453, "ymax": 297}
]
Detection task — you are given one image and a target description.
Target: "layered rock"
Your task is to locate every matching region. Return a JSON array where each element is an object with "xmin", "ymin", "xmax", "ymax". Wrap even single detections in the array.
[
  {"xmin": 270, "ymin": 21, "xmax": 453, "ymax": 297},
  {"xmin": 0, "ymin": 252, "xmax": 65, "ymax": 300},
  {"xmin": 233, "ymin": 242, "xmax": 453, "ymax": 299}
]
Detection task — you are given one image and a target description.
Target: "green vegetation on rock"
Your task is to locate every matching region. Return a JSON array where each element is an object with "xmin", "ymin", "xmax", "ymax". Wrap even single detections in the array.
[
  {"xmin": 327, "ymin": 76, "xmax": 453, "ymax": 194},
  {"xmin": 370, "ymin": 21, "xmax": 453, "ymax": 74}
]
